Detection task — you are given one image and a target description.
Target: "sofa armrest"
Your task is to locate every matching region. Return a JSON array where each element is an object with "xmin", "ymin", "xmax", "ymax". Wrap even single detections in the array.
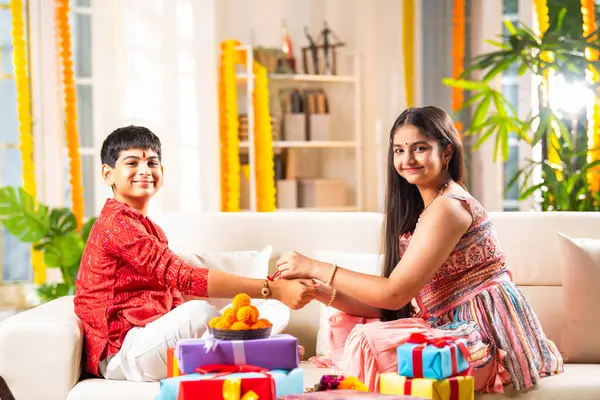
[{"xmin": 0, "ymin": 296, "xmax": 83, "ymax": 400}]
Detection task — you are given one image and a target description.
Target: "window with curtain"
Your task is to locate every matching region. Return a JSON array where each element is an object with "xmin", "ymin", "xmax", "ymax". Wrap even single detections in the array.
[{"xmin": 0, "ymin": 1, "xmax": 31, "ymax": 283}]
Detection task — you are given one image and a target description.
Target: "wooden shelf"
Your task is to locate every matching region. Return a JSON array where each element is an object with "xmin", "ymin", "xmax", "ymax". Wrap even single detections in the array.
[
  {"xmin": 239, "ymin": 140, "xmax": 357, "ymax": 149},
  {"xmin": 235, "ymin": 73, "xmax": 356, "ymax": 83}
]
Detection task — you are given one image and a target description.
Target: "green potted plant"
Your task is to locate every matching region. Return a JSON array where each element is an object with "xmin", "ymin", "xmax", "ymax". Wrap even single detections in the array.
[
  {"xmin": 443, "ymin": 9, "xmax": 600, "ymax": 210},
  {"xmin": 0, "ymin": 186, "xmax": 96, "ymax": 302}
]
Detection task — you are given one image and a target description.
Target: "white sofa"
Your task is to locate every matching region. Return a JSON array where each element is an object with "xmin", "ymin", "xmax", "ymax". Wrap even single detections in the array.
[{"xmin": 1, "ymin": 211, "xmax": 600, "ymax": 400}]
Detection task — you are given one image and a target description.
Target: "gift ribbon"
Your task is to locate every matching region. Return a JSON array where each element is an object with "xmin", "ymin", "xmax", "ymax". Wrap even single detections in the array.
[
  {"xmin": 403, "ymin": 376, "xmax": 460, "ymax": 400},
  {"xmin": 203, "ymin": 333, "xmax": 223, "ymax": 353},
  {"xmin": 223, "ymin": 378, "xmax": 259, "ymax": 400},
  {"xmin": 406, "ymin": 333, "xmax": 471, "ymax": 378},
  {"xmin": 195, "ymin": 364, "xmax": 269, "ymax": 380},
  {"xmin": 232, "ymin": 340, "xmax": 247, "ymax": 365}
]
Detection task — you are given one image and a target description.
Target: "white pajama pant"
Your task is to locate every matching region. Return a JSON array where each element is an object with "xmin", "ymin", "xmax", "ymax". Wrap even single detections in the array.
[{"xmin": 99, "ymin": 300, "xmax": 220, "ymax": 382}]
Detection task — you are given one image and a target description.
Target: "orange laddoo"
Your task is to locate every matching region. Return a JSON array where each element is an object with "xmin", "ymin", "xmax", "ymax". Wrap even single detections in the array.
[
  {"xmin": 230, "ymin": 321, "xmax": 251, "ymax": 331},
  {"xmin": 232, "ymin": 293, "xmax": 251, "ymax": 310},
  {"xmin": 208, "ymin": 316, "xmax": 221, "ymax": 328},
  {"xmin": 221, "ymin": 308, "xmax": 238, "ymax": 325},
  {"xmin": 237, "ymin": 305, "xmax": 259, "ymax": 325},
  {"xmin": 215, "ymin": 319, "xmax": 232, "ymax": 330},
  {"xmin": 257, "ymin": 318, "xmax": 272, "ymax": 327},
  {"xmin": 250, "ymin": 319, "xmax": 270, "ymax": 330}
]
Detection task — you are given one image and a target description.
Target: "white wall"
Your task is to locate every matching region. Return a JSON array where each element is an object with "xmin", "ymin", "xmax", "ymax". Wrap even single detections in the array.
[{"xmin": 35, "ymin": 0, "xmax": 510, "ymax": 215}]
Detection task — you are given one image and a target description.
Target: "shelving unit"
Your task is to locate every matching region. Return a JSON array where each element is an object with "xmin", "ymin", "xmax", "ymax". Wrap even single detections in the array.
[{"xmin": 235, "ymin": 44, "xmax": 362, "ymax": 212}]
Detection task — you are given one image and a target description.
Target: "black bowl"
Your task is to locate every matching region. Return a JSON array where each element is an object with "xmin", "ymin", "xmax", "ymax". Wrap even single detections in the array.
[{"xmin": 209, "ymin": 326, "xmax": 272, "ymax": 341}]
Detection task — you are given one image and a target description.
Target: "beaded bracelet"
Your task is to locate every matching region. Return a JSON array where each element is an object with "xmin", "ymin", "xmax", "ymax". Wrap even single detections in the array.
[
  {"xmin": 326, "ymin": 264, "xmax": 338, "ymax": 287},
  {"xmin": 326, "ymin": 288, "xmax": 337, "ymax": 307}
]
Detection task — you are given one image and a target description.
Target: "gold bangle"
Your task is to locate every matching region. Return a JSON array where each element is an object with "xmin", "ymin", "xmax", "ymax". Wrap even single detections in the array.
[
  {"xmin": 326, "ymin": 263, "xmax": 338, "ymax": 287},
  {"xmin": 326, "ymin": 288, "xmax": 337, "ymax": 308}
]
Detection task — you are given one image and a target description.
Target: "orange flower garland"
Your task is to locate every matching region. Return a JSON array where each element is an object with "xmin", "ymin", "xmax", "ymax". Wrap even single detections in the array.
[
  {"xmin": 56, "ymin": 0, "xmax": 85, "ymax": 229},
  {"xmin": 451, "ymin": 0, "xmax": 465, "ymax": 136},
  {"xmin": 402, "ymin": 0, "xmax": 415, "ymax": 107},
  {"xmin": 581, "ymin": 0, "xmax": 600, "ymax": 192},
  {"xmin": 10, "ymin": 0, "xmax": 45, "ymax": 284}
]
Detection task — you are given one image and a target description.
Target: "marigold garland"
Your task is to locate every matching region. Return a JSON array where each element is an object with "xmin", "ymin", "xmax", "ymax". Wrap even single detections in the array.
[
  {"xmin": 218, "ymin": 40, "xmax": 276, "ymax": 212},
  {"xmin": 581, "ymin": 0, "xmax": 600, "ymax": 192},
  {"xmin": 402, "ymin": 0, "xmax": 415, "ymax": 108},
  {"xmin": 451, "ymin": 0, "xmax": 465, "ymax": 137},
  {"xmin": 219, "ymin": 40, "xmax": 241, "ymax": 212},
  {"xmin": 251, "ymin": 64, "xmax": 276, "ymax": 212},
  {"xmin": 56, "ymin": 0, "xmax": 85, "ymax": 229},
  {"xmin": 10, "ymin": 0, "xmax": 45, "ymax": 284}
]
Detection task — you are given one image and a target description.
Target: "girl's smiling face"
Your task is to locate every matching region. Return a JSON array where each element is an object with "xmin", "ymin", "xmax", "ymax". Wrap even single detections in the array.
[{"xmin": 392, "ymin": 124, "xmax": 450, "ymax": 186}]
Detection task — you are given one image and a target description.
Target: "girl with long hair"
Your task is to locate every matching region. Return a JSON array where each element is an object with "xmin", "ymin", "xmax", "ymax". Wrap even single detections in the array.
[{"xmin": 275, "ymin": 106, "xmax": 563, "ymax": 393}]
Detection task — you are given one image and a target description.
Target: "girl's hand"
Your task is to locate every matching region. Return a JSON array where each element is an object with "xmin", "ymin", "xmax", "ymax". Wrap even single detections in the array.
[{"xmin": 275, "ymin": 251, "xmax": 321, "ymax": 280}]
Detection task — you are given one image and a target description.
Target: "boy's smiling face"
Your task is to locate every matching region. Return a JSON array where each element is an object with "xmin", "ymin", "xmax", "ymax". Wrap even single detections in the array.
[{"xmin": 102, "ymin": 148, "xmax": 163, "ymax": 208}]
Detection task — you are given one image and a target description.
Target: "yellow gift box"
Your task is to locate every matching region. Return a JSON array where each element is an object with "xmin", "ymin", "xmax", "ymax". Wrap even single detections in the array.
[{"xmin": 379, "ymin": 372, "xmax": 474, "ymax": 400}]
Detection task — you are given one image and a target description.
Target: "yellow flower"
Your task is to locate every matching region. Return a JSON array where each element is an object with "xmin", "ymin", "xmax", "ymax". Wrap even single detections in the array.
[{"xmin": 338, "ymin": 376, "xmax": 368, "ymax": 392}]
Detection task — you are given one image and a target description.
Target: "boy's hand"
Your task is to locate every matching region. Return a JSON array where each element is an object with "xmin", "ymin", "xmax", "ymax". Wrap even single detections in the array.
[{"xmin": 271, "ymin": 279, "xmax": 317, "ymax": 310}]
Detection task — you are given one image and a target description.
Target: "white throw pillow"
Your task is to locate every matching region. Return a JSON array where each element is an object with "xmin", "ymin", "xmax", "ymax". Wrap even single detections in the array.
[
  {"xmin": 312, "ymin": 250, "xmax": 384, "ymax": 356},
  {"xmin": 557, "ymin": 233, "xmax": 600, "ymax": 362},
  {"xmin": 178, "ymin": 245, "xmax": 273, "ymax": 310}
]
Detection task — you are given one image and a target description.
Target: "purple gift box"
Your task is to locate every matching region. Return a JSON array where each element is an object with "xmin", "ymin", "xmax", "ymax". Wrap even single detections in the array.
[{"xmin": 176, "ymin": 334, "xmax": 299, "ymax": 373}]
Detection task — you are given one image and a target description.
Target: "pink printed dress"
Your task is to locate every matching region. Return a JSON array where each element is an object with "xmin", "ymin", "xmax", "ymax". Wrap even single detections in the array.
[{"xmin": 316, "ymin": 194, "xmax": 563, "ymax": 393}]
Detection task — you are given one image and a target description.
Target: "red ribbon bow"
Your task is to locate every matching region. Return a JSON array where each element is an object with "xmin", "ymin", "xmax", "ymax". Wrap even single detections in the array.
[
  {"xmin": 195, "ymin": 364, "xmax": 269, "ymax": 380},
  {"xmin": 406, "ymin": 333, "xmax": 471, "ymax": 378}
]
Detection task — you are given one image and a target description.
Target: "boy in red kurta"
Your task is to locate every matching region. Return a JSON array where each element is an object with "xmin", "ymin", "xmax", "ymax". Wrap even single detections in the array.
[{"xmin": 74, "ymin": 126, "xmax": 316, "ymax": 381}]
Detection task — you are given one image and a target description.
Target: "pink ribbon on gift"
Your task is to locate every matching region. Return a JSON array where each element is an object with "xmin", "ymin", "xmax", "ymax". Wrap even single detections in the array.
[{"xmin": 406, "ymin": 333, "xmax": 471, "ymax": 378}]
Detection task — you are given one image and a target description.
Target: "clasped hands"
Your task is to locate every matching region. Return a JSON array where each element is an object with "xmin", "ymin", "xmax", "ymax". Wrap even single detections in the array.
[{"xmin": 271, "ymin": 251, "xmax": 326, "ymax": 310}]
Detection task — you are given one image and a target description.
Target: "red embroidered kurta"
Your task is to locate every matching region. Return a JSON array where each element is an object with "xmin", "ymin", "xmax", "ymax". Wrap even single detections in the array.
[{"xmin": 74, "ymin": 198, "xmax": 209, "ymax": 376}]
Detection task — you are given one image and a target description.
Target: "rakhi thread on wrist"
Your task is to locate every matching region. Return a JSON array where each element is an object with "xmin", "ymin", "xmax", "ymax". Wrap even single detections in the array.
[{"xmin": 267, "ymin": 270, "xmax": 282, "ymax": 281}]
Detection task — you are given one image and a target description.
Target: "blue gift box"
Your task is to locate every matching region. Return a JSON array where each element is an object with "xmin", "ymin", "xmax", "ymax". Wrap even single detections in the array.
[
  {"xmin": 155, "ymin": 368, "xmax": 304, "ymax": 400},
  {"xmin": 397, "ymin": 336, "xmax": 470, "ymax": 380}
]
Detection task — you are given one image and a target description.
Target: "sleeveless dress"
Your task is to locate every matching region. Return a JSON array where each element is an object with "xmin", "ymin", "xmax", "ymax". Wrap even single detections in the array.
[{"xmin": 315, "ymin": 194, "xmax": 563, "ymax": 393}]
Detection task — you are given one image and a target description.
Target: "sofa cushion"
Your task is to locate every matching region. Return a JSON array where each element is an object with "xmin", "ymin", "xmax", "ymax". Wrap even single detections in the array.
[
  {"xmin": 177, "ymin": 246, "xmax": 272, "ymax": 309},
  {"xmin": 557, "ymin": 233, "xmax": 600, "ymax": 363}
]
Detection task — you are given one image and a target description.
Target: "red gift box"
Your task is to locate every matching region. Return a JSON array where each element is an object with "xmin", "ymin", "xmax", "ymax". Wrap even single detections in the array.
[{"xmin": 177, "ymin": 373, "xmax": 275, "ymax": 400}]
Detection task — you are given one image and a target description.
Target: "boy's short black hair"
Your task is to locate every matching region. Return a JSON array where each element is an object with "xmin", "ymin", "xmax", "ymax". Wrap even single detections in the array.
[{"xmin": 101, "ymin": 126, "xmax": 162, "ymax": 168}]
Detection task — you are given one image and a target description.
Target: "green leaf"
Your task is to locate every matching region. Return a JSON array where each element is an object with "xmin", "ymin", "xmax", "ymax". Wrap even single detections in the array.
[
  {"xmin": 519, "ymin": 183, "xmax": 545, "ymax": 200},
  {"xmin": 473, "ymin": 125, "xmax": 496, "ymax": 150},
  {"xmin": 484, "ymin": 39, "xmax": 511, "ymax": 50},
  {"xmin": 580, "ymin": 159, "xmax": 600, "ymax": 174},
  {"xmin": 36, "ymin": 283, "xmax": 73, "ymax": 303},
  {"xmin": 0, "ymin": 186, "xmax": 50, "ymax": 242},
  {"xmin": 81, "ymin": 217, "xmax": 97, "ymax": 244},
  {"xmin": 483, "ymin": 57, "xmax": 515, "ymax": 82},
  {"xmin": 39, "ymin": 233, "xmax": 84, "ymax": 270},
  {"xmin": 441, "ymin": 78, "xmax": 489, "ymax": 91},
  {"xmin": 49, "ymin": 208, "xmax": 77, "ymax": 236},
  {"xmin": 504, "ymin": 19, "xmax": 517, "ymax": 36},
  {"xmin": 472, "ymin": 93, "xmax": 493, "ymax": 130}
]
